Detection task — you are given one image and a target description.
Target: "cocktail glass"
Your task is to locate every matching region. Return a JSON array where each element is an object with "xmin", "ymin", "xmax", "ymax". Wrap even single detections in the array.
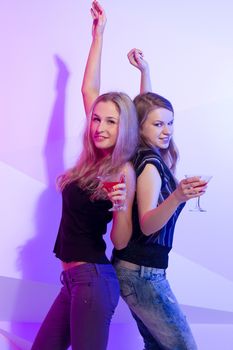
[
  {"xmin": 97, "ymin": 174, "xmax": 126, "ymax": 211},
  {"xmin": 185, "ymin": 175, "xmax": 212, "ymax": 212}
]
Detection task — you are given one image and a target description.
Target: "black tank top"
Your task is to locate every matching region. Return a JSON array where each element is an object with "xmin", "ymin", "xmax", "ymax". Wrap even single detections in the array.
[{"xmin": 53, "ymin": 181, "xmax": 112, "ymax": 263}]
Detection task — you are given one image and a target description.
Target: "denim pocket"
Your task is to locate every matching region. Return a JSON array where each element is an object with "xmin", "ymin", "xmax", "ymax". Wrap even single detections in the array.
[
  {"xmin": 149, "ymin": 277, "xmax": 178, "ymax": 309},
  {"xmin": 66, "ymin": 267, "xmax": 93, "ymax": 304},
  {"xmin": 118, "ymin": 277, "xmax": 139, "ymax": 307},
  {"xmin": 102, "ymin": 270, "xmax": 118, "ymax": 282},
  {"xmin": 70, "ymin": 280, "xmax": 93, "ymax": 306},
  {"xmin": 104, "ymin": 277, "xmax": 120, "ymax": 311}
]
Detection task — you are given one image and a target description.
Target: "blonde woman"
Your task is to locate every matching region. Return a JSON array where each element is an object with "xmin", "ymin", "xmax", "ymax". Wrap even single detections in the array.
[{"xmin": 31, "ymin": 6, "xmax": 138, "ymax": 350}]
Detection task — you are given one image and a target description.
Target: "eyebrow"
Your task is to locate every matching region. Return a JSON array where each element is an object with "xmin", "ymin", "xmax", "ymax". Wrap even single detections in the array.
[
  {"xmin": 153, "ymin": 117, "xmax": 174, "ymax": 123},
  {"xmin": 93, "ymin": 113, "xmax": 118, "ymax": 121}
]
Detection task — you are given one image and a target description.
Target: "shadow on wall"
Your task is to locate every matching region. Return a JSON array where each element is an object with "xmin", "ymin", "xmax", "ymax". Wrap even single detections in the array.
[
  {"xmin": 9, "ymin": 55, "xmax": 70, "ymax": 348},
  {"xmin": 16, "ymin": 55, "xmax": 69, "ymax": 285}
]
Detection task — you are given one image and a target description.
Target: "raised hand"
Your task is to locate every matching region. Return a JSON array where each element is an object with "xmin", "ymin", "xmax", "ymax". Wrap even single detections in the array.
[
  {"xmin": 91, "ymin": 1, "xmax": 107, "ymax": 38},
  {"xmin": 127, "ymin": 48, "xmax": 152, "ymax": 93},
  {"xmin": 127, "ymin": 48, "xmax": 149, "ymax": 73}
]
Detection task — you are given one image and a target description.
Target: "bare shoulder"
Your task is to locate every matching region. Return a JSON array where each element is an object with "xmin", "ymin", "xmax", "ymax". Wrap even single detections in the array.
[
  {"xmin": 139, "ymin": 163, "xmax": 161, "ymax": 180},
  {"xmin": 137, "ymin": 163, "xmax": 162, "ymax": 215},
  {"xmin": 121, "ymin": 162, "xmax": 135, "ymax": 179}
]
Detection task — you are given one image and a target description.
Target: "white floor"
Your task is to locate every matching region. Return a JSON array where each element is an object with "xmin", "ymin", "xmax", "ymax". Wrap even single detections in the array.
[{"xmin": 1, "ymin": 322, "xmax": 233, "ymax": 350}]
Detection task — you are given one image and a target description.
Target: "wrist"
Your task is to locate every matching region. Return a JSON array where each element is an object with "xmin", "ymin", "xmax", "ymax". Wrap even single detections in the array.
[
  {"xmin": 140, "ymin": 65, "xmax": 150, "ymax": 74},
  {"xmin": 92, "ymin": 32, "xmax": 104, "ymax": 41},
  {"xmin": 171, "ymin": 191, "xmax": 184, "ymax": 206}
]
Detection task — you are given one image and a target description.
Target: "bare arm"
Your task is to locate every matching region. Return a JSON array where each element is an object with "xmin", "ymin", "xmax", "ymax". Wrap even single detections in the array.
[
  {"xmin": 137, "ymin": 164, "xmax": 207, "ymax": 235},
  {"xmin": 127, "ymin": 48, "xmax": 152, "ymax": 93},
  {"xmin": 110, "ymin": 163, "xmax": 136, "ymax": 249},
  {"xmin": 81, "ymin": 1, "xmax": 106, "ymax": 116}
]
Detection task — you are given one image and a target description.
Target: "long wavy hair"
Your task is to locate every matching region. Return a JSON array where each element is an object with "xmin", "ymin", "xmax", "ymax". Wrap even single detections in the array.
[
  {"xmin": 57, "ymin": 92, "xmax": 138, "ymax": 199},
  {"xmin": 133, "ymin": 92, "xmax": 179, "ymax": 174}
]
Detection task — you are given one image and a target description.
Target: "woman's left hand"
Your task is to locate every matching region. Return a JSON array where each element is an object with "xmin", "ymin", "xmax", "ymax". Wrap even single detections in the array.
[
  {"xmin": 127, "ymin": 48, "xmax": 149, "ymax": 73},
  {"xmin": 108, "ymin": 175, "xmax": 127, "ymax": 211},
  {"xmin": 174, "ymin": 177, "xmax": 208, "ymax": 204}
]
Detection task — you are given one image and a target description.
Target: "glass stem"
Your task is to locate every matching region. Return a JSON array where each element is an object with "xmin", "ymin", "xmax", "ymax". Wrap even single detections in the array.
[{"xmin": 197, "ymin": 197, "xmax": 201, "ymax": 210}]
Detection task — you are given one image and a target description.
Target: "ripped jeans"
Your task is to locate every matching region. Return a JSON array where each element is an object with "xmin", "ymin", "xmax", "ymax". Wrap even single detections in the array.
[{"xmin": 114, "ymin": 260, "xmax": 197, "ymax": 350}]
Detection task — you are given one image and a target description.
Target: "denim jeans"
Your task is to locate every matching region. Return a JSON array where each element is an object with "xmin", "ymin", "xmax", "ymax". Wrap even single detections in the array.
[
  {"xmin": 114, "ymin": 260, "xmax": 197, "ymax": 350},
  {"xmin": 31, "ymin": 263, "xmax": 120, "ymax": 350}
]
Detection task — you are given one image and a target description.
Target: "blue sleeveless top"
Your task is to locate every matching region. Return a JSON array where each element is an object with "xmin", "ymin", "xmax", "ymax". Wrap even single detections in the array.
[{"xmin": 113, "ymin": 147, "xmax": 185, "ymax": 268}]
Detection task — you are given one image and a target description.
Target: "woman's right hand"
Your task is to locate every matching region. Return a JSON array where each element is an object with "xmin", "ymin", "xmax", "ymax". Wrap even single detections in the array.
[
  {"xmin": 127, "ymin": 48, "xmax": 149, "ymax": 73},
  {"xmin": 107, "ymin": 176, "xmax": 127, "ymax": 211},
  {"xmin": 173, "ymin": 176, "xmax": 208, "ymax": 204},
  {"xmin": 91, "ymin": 1, "xmax": 107, "ymax": 38}
]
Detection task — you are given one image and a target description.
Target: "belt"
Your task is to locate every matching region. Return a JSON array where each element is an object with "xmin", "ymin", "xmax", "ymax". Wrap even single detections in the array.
[{"xmin": 114, "ymin": 259, "xmax": 165, "ymax": 277}]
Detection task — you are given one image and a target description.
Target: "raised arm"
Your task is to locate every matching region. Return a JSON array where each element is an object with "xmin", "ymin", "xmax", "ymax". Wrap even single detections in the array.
[
  {"xmin": 81, "ymin": 1, "xmax": 107, "ymax": 116},
  {"xmin": 127, "ymin": 48, "xmax": 152, "ymax": 93}
]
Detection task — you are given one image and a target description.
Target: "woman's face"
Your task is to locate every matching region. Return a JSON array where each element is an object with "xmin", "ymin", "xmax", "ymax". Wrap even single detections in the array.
[
  {"xmin": 91, "ymin": 100, "xmax": 120, "ymax": 155},
  {"xmin": 141, "ymin": 107, "xmax": 174, "ymax": 149}
]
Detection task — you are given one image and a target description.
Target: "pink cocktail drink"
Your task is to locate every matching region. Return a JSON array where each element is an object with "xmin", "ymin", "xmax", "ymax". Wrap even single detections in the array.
[
  {"xmin": 102, "ymin": 181, "xmax": 120, "ymax": 193},
  {"xmin": 99, "ymin": 174, "xmax": 126, "ymax": 211}
]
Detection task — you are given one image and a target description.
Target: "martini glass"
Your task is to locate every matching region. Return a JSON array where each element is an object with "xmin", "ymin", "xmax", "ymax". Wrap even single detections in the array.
[
  {"xmin": 97, "ymin": 174, "xmax": 126, "ymax": 211},
  {"xmin": 185, "ymin": 175, "xmax": 212, "ymax": 212}
]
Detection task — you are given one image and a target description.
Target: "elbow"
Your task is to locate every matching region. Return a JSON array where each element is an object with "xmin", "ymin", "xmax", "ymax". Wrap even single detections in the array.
[
  {"xmin": 111, "ymin": 227, "xmax": 132, "ymax": 250},
  {"xmin": 141, "ymin": 226, "xmax": 154, "ymax": 236},
  {"xmin": 114, "ymin": 243, "xmax": 125, "ymax": 250},
  {"xmin": 81, "ymin": 83, "xmax": 90, "ymax": 97},
  {"xmin": 113, "ymin": 242, "xmax": 128, "ymax": 250},
  {"xmin": 111, "ymin": 238, "xmax": 129, "ymax": 250},
  {"xmin": 81, "ymin": 86, "xmax": 87, "ymax": 97},
  {"xmin": 140, "ymin": 217, "xmax": 157, "ymax": 236},
  {"xmin": 81, "ymin": 86, "xmax": 98, "ymax": 97}
]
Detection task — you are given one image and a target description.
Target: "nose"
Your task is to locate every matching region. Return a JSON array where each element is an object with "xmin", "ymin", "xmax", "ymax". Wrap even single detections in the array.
[
  {"xmin": 163, "ymin": 124, "xmax": 172, "ymax": 135},
  {"xmin": 96, "ymin": 121, "xmax": 105, "ymax": 133}
]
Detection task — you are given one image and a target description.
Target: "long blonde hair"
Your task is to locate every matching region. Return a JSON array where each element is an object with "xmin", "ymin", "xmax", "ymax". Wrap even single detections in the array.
[
  {"xmin": 57, "ymin": 92, "xmax": 138, "ymax": 198},
  {"xmin": 133, "ymin": 92, "xmax": 179, "ymax": 174}
]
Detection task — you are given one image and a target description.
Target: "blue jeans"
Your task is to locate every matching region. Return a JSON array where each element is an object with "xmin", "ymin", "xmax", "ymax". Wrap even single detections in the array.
[
  {"xmin": 114, "ymin": 260, "xmax": 197, "ymax": 350},
  {"xmin": 31, "ymin": 263, "xmax": 120, "ymax": 350}
]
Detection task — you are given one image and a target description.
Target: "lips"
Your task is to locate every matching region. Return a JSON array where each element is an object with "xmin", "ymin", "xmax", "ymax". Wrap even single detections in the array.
[
  {"xmin": 94, "ymin": 135, "xmax": 108, "ymax": 142},
  {"xmin": 160, "ymin": 138, "xmax": 170, "ymax": 143}
]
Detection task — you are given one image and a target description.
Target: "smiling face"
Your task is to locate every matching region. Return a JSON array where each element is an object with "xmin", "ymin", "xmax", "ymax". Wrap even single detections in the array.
[
  {"xmin": 141, "ymin": 107, "xmax": 174, "ymax": 149},
  {"xmin": 90, "ymin": 100, "xmax": 120, "ymax": 156}
]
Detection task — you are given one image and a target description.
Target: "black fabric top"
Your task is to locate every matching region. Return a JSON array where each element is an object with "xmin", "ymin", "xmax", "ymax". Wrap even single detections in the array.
[
  {"xmin": 53, "ymin": 181, "xmax": 113, "ymax": 264},
  {"xmin": 113, "ymin": 147, "xmax": 185, "ymax": 269}
]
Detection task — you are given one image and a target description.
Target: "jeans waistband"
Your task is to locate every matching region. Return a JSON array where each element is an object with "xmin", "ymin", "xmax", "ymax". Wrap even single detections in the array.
[
  {"xmin": 114, "ymin": 258, "xmax": 165, "ymax": 278},
  {"xmin": 60, "ymin": 262, "xmax": 115, "ymax": 284}
]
